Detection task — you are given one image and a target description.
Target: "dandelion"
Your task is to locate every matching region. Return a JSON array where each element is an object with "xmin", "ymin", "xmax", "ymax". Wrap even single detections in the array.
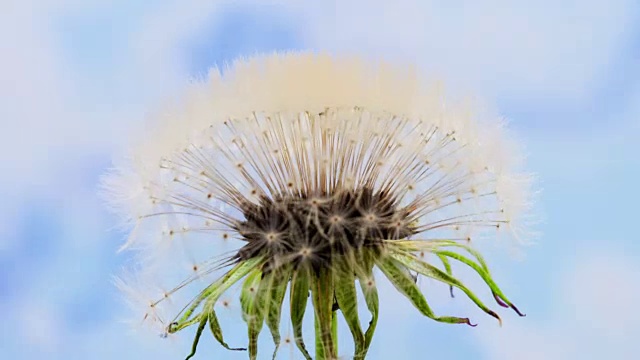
[{"xmin": 103, "ymin": 52, "xmax": 534, "ymax": 360}]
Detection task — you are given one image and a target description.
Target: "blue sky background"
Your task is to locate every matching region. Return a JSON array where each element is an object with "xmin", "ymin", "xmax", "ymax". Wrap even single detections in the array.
[{"xmin": 1, "ymin": 1, "xmax": 639, "ymax": 359}]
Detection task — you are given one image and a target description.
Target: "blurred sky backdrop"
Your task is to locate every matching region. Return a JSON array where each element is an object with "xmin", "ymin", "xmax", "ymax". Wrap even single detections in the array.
[{"xmin": 1, "ymin": 1, "xmax": 639, "ymax": 359}]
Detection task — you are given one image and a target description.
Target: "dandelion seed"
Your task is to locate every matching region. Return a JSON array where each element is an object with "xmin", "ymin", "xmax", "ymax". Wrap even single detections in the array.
[{"xmin": 103, "ymin": 52, "xmax": 535, "ymax": 360}]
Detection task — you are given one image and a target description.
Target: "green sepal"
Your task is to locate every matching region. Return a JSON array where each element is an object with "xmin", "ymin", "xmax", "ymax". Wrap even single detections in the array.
[
  {"xmin": 290, "ymin": 265, "xmax": 313, "ymax": 360},
  {"xmin": 334, "ymin": 259, "xmax": 366, "ymax": 359},
  {"xmin": 436, "ymin": 253, "xmax": 455, "ymax": 297},
  {"xmin": 389, "ymin": 240, "xmax": 490, "ymax": 272},
  {"xmin": 170, "ymin": 257, "xmax": 265, "ymax": 332},
  {"xmin": 207, "ymin": 310, "xmax": 246, "ymax": 351},
  {"xmin": 354, "ymin": 250, "xmax": 379, "ymax": 356},
  {"xmin": 264, "ymin": 267, "xmax": 291, "ymax": 359},
  {"xmin": 391, "ymin": 252, "xmax": 502, "ymax": 325},
  {"xmin": 389, "ymin": 240, "xmax": 524, "ymax": 315},
  {"xmin": 377, "ymin": 256, "xmax": 476, "ymax": 326},
  {"xmin": 240, "ymin": 269, "xmax": 265, "ymax": 360},
  {"xmin": 184, "ymin": 315, "xmax": 207, "ymax": 360},
  {"xmin": 311, "ymin": 266, "xmax": 336, "ymax": 359},
  {"xmin": 435, "ymin": 250, "xmax": 524, "ymax": 316}
]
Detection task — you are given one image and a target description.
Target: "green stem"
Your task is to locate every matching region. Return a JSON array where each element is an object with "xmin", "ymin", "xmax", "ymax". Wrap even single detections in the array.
[
  {"xmin": 312, "ymin": 267, "xmax": 335, "ymax": 359},
  {"xmin": 332, "ymin": 308, "xmax": 338, "ymax": 358}
]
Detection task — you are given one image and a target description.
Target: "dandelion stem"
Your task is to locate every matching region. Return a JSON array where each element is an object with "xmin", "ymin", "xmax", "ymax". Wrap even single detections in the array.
[
  {"xmin": 312, "ymin": 266, "xmax": 336, "ymax": 359},
  {"xmin": 332, "ymin": 308, "xmax": 338, "ymax": 358}
]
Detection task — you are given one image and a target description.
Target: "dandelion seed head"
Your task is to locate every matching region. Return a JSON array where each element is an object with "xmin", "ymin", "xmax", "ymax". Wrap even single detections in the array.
[{"xmin": 103, "ymin": 51, "xmax": 535, "ymax": 359}]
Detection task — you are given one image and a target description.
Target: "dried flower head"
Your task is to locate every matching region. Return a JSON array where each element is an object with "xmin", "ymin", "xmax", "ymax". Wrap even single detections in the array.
[{"xmin": 103, "ymin": 52, "xmax": 534, "ymax": 360}]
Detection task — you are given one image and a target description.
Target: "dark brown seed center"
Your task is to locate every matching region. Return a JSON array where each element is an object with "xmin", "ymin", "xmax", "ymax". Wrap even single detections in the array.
[{"xmin": 234, "ymin": 187, "xmax": 415, "ymax": 270}]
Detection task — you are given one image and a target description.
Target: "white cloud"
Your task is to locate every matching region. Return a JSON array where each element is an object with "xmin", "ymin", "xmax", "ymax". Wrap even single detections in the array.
[
  {"xmin": 301, "ymin": 0, "xmax": 637, "ymax": 105},
  {"xmin": 0, "ymin": 2, "xmax": 73, "ymax": 184},
  {"xmin": 476, "ymin": 250, "xmax": 640, "ymax": 359},
  {"xmin": 524, "ymin": 75, "xmax": 640, "ymax": 186},
  {"xmin": 0, "ymin": 0, "xmax": 219, "ymax": 254},
  {"xmin": 0, "ymin": 0, "xmax": 301, "ymax": 193},
  {"xmin": 17, "ymin": 301, "xmax": 64, "ymax": 352}
]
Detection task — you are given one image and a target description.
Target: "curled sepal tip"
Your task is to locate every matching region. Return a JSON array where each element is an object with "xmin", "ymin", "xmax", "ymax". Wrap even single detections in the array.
[
  {"xmin": 510, "ymin": 303, "xmax": 526, "ymax": 317},
  {"xmin": 168, "ymin": 322, "xmax": 179, "ymax": 334},
  {"xmin": 438, "ymin": 316, "xmax": 477, "ymax": 327},
  {"xmin": 492, "ymin": 292, "xmax": 526, "ymax": 316},
  {"xmin": 492, "ymin": 292, "xmax": 509, "ymax": 308},
  {"xmin": 487, "ymin": 310, "xmax": 503, "ymax": 327}
]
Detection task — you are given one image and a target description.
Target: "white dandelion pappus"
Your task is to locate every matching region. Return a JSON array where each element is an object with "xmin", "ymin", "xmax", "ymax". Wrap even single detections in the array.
[{"xmin": 103, "ymin": 52, "xmax": 534, "ymax": 360}]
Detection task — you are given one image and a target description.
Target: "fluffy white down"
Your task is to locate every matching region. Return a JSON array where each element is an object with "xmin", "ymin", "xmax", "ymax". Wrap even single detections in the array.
[{"xmin": 102, "ymin": 51, "xmax": 535, "ymax": 330}]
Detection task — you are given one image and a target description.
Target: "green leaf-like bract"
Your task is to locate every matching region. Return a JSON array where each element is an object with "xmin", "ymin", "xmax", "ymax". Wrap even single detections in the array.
[{"xmin": 169, "ymin": 243, "xmax": 522, "ymax": 359}]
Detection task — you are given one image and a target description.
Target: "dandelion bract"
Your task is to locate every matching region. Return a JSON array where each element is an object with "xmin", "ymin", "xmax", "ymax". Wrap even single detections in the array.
[{"xmin": 103, "ymin": 52, "xmax": 534, "ymax": 360}]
